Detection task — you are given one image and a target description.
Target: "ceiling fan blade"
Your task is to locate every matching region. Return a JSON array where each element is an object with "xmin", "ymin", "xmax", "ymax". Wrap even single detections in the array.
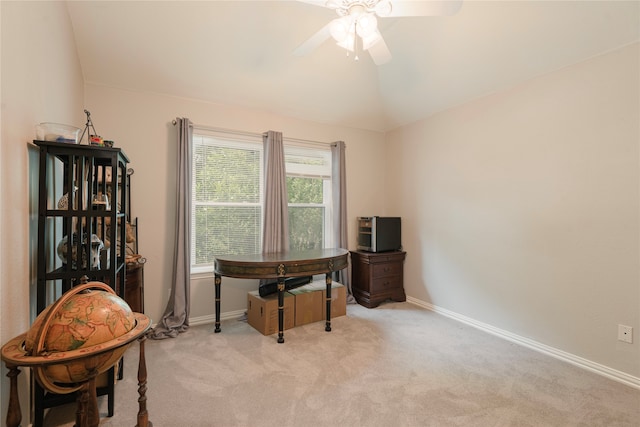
[
  {"xmin": 367, "ymin": 36, "xmax": 392, "ymax": 65},
  {"xmin": 293, "ymin": 22, "xmax": 332, "ymax": 57},
  {"xmin": 387, "ymin": 0, "xmax": 463, "ymax": 17}
]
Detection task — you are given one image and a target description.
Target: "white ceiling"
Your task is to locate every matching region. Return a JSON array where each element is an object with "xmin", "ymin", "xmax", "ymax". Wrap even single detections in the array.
[{"xmin": 66, "ymin": 1, "xmax": 640, "ymax": 133}]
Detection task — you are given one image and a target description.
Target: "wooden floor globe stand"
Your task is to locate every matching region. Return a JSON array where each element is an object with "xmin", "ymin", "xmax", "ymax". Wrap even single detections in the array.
[{"xmin": 1, "ymin": 283, "xmax": 153, "ymax": 427}]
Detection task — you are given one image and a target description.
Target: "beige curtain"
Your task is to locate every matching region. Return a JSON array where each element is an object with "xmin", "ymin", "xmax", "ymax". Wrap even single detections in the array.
[
  {"xmin": 150, "ymin": 117, "xmax": 192, "ymax": 339},
  {"xmin": 262, "ymin": 130, "xmax": 290, "ymax": 253},
  {"xmin": 332, "ymin": 141, "xmax": 355, "ymax": 303}
]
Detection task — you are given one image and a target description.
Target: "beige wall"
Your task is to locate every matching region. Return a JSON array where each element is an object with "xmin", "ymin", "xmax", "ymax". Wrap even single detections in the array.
[
  {"xmin": 386, "ymin": 43, "xmax": 640, "ymax": 378},
  {"xmin": 0, "ymin": 0, "xmax": 85, "ymax": 421},
  {"xmin": 83, "ymin": 85, "xmax": 387, "ymax": 325}
]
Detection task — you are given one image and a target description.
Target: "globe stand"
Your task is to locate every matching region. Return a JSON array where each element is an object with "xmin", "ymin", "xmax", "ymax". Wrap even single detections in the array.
[
  {"xmin": 4, "ymin": 365, "xmax": 21, "ymax": 427},
  {"xmin": 136, "ymin": 334, "xmax": 153, "ymax": 427},
  {"xmin": 71, "ymin": 337, "xmax": 153, "ymax": 427},
  {"xmin": 73, "ymin": 363, "xmax": 100, "ymax": 427},
  {"xmin": 1, "ymin": 283, "xmax": 153, "ymax": 427},
  {"xmin": 2, "ymin": 335, "xmax": 151, "ymax": 427}
]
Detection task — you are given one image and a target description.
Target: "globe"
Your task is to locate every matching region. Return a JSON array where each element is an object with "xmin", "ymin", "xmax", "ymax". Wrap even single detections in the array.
[
  {"xmin": 25, "ymin": 284, "xmax": 135, "ymax": 354},
  {"xmin": 1, "ymin": 281, "xmax": 153, "ymax": 427},
  {"xmin": 18, "ymin": 281, "xmax": 142, "ymax": 394}
]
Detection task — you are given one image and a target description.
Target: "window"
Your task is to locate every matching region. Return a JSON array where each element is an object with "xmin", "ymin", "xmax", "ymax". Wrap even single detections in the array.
[
  {"xmin": 191, "ymin": 130, "xmax": 332, "ymax": 273},
  {"xmin": 192, "ymin": 133, "xmax": 263, "ymax": 271},
  {"xmin": 286, "ymin": 145, "xmax": 332, "ymax": 252}
]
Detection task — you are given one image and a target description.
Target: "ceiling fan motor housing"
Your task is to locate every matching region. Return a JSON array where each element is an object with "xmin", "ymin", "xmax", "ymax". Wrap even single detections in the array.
[{"xmin": 330, "ymin": 0, "xmax": 393, "ymax": 18}]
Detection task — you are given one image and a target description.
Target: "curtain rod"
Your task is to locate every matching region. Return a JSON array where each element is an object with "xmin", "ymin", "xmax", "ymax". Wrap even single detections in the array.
[{"xmin": 172, "ymin": 119, "xmax": 337, "ymax": 148}]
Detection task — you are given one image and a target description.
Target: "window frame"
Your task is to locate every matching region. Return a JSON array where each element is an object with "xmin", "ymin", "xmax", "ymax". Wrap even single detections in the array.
[{"xmin": 190, "ymin": 131, "xmax": 264, "ymax": 275}]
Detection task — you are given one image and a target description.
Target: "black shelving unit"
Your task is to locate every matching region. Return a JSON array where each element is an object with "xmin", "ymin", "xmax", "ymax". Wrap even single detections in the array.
[{"xmin": 34, "ymin": 140, "xmax": 129, "ymax": 426}]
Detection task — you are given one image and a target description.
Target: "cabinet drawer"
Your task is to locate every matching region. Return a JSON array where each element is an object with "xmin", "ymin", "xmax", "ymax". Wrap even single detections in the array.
[
  {"xmin": 368, "ymin": 253, "xmax": 405, "ymax": 264},
  {"xmin": 372, "ymin": 262, "xmax": 402, "ymax": 278},
  {"xmin": 371, "ymin": 275, "xmax": 402, "ymax": 293}
]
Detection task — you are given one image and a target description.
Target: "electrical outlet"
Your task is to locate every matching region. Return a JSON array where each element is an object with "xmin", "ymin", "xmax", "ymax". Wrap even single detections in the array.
[{"xmin": 618, "ymin": 324, "xmax": 633, "ymax": 344}]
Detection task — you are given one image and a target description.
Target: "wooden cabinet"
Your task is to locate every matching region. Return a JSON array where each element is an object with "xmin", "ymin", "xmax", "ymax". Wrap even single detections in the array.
[
  {"xmin": 350, "ymin": 250, "xmax": 406, "ymax": 308},
  {"xmin": 124, "ymin": 260, "xmax": 145, "ymax": 313}
]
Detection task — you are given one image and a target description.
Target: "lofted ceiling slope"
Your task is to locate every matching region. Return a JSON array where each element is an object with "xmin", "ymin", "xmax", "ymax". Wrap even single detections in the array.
[{"xmin": 66, "ymin": 1, "xmax": 640, "ymax": 133}]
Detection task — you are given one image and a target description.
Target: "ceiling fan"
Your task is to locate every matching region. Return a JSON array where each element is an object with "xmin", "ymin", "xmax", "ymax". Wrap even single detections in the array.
[{"xmin": 293, "ymin": 0, "xmax": 463, "ymax": 65}]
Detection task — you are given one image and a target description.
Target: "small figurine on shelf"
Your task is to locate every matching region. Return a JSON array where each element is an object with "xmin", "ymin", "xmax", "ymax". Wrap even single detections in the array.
[
  {"xmin": 90, "ymin": 134, "xmax": 104, "ymax": 146},
  {"xmin": 56, "ymin": 233, "xmax": 104, "ymax": 269}
]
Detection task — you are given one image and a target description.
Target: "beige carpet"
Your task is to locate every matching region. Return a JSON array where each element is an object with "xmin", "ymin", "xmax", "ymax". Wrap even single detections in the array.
[{"xmin": 45, "ymin": 302, "xmax": 639, "ymax": 426}]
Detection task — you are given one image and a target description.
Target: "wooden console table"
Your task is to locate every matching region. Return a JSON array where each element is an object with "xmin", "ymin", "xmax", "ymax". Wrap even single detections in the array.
[{"xmin": 214, "ymin": 248, "xmax": 348, "ymax": 343}]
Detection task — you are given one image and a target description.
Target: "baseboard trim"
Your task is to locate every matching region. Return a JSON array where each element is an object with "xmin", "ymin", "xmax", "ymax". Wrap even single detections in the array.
[
  {"xmin": 189, "ymin": 309, "xmax": 246, "ymax": 327},
  {"xmin": 407, "ymin": 296, "xmax": 640, "ymax": 390}
]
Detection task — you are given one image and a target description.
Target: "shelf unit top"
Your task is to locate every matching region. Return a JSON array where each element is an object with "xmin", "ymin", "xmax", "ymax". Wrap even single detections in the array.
[{"xmin": 34, "ymin": 140, "xmax": 130, "ymax": 163}]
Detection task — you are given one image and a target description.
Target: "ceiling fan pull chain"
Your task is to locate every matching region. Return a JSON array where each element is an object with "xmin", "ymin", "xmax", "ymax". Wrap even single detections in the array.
[{"xmin": 354, "ymin": 21, "xmax": 359, "ymax": 61}]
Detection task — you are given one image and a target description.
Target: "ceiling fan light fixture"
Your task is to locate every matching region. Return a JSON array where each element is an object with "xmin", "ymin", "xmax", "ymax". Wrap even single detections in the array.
[
  {"xmin": 336, "ymin": 35, "xmax": 356, "ymax": 52},
  {"xmin": 355, "ymin": 12, "xmax": 377, "ymax": 38},
  {"xmin": 329, "ymin": 16, "xmax": 353, "ymax": 42},
  {"xmin": 361, "ymin": 28, "xmax": 383, "ymax": 51}
]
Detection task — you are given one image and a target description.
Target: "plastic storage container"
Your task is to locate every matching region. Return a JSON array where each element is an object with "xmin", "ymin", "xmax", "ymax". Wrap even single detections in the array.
[{"xmin": 36, "ymin": 122, "xmax": 82, "ymax": 144}]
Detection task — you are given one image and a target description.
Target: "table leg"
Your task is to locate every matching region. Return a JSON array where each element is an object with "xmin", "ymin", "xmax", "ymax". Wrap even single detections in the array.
[
  {"xmin": 5, "ymin": 364, "xmax": 21, "ymax": 427},
  {"xmin": 214, "ymin": 274, "xmax": 222, "ymax": 333},
  {"xmin": 325, "ymin": 273, "xmax": 332, "ymax": 332},
  {"xmin": 277, "ymin": 278, "xmax": 285, "ymax": 343}
]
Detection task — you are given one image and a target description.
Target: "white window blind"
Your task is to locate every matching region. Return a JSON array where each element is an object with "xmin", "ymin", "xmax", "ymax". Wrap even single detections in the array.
[
  {"xmin": 192, "ymin": 133, "xmax": 263, "ymax": 271},
  {"xmin": 285, "ymin": 145, "xmax": 333, "ymax": 251},
  {"xmin": 190, "ymin": 129, "xmax": 333, "ymax": 273}
]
